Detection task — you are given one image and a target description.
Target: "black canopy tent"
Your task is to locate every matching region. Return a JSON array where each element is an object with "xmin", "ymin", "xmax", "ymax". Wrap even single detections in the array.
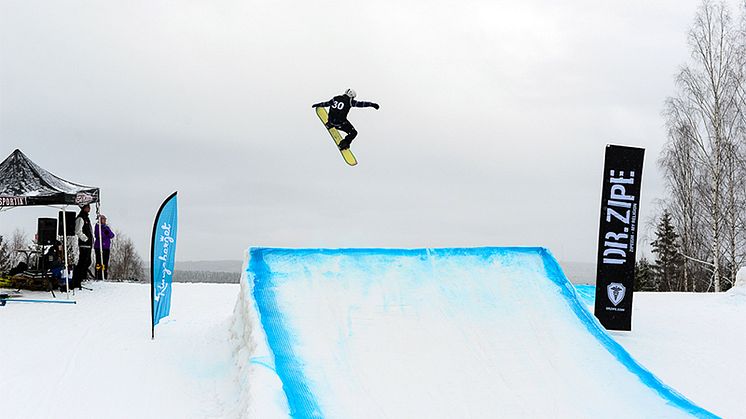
[
  {"xmin": 0, "ymin": 149, "xmax": 99, "ymax": 208},
  {"xmin": 0, "ymin": 149, "xmax": 102, "ymax": 296}
]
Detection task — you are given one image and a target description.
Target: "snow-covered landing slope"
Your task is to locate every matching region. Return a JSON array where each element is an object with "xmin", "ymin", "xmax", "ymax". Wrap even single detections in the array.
[
  {"xmin": 235, "ymin": 247, "xmax": 717, "ymax": 418},
  {"xmin": 1, "ymin": 282, "xmax": 240, "ymax": 419}
]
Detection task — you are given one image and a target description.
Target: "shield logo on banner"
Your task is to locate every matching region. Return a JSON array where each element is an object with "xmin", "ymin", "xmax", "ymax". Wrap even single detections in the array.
[{"xmin": 607, "ymin": 282, "xmax": 626, "ymax": 306}]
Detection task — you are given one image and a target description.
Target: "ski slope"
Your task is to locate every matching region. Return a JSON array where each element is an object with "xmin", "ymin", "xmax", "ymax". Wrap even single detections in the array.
[{"xmin": 236, "ymin": 247, "xmax": 717, "ymax": 418}]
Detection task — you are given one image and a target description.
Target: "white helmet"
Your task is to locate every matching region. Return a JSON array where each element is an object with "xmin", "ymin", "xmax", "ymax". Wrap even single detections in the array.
[{"xmin": 345, "ymin": 88, "xmax": 357, "ymax": 98}]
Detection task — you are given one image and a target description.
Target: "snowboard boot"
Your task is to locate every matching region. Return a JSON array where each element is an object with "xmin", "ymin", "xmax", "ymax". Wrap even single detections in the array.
[{"xmin": 338, "ymin": 138, "xmax": 351, "ymax": 150}]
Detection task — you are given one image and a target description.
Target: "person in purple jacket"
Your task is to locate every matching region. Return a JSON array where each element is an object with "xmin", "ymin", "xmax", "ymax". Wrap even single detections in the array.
[{"xmin": 94, "ymin": 215, "xmax": 115, "ymax": 280}]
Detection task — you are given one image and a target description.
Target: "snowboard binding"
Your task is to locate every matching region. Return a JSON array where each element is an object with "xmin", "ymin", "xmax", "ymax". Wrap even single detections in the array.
[{"xmin": 338, "ymin": 139, "xmax": 351, "ymax": 150}]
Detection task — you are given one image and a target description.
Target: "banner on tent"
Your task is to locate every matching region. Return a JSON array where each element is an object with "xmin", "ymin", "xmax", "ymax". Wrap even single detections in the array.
[
  {"xmin": 0, "ymin": 196, "xmax": 27, "ymax": 206},
  {"xmin": 594, "ymin": 145, "xmax": 644, "ymax": 331},
  {"xmin": 151, "ymin": 192, "xmax": 178, "ymax": 338}
]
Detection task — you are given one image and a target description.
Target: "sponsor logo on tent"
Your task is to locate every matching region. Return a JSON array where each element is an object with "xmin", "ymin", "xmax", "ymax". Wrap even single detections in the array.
[
  {"xmin": 607, "ymin": 282, "xmax": 626, "ymax": 306},
  {"xmin": 0, "ymin": 196, "xmax": 27, "ymax": 206},
  {"xmin": 75, "ymin": 192, "xmax": 95, "ymax": 205}
]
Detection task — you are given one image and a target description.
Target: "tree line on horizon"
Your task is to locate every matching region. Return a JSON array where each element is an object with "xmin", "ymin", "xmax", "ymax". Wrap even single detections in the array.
[
  {"xmin": 0, "ymin": 228, "xmax": 145, "ymax": 282},
  {"xmin": 1, "ymin": 229, "xmax": 239, "ymax": 284}
]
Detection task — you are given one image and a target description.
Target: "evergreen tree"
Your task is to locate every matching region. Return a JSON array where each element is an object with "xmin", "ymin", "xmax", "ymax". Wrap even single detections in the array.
[
  {"xmin": 635, "ymin": 257, "xmax": 657, "ymax": 291},
  {"xmin": 651, "ymin": 210, "xmax": 683, "ymax": 291}
]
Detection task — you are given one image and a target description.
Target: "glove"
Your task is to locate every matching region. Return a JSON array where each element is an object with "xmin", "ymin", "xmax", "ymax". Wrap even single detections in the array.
[{"xmin": 372, "ymin": 103, "xmax": 380, "ymax": 110}]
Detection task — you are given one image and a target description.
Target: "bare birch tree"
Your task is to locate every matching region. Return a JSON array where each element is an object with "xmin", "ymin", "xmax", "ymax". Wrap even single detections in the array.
[
  {"xmin": 109, "ymin": 230, "xmax": 145, "ymax": 281},
  {"xmin": 722, "ymin": 140, "xmax": 746, "ymax": 288},
  {"xmin": 662, "ymin": 0, "xmax": 743, "ymax": 291},
  {"xmin": 0, "ymin": 235, "xmax": 11, "ymax": 272},
  {"xmin": 659, "ymin": 124, "xmax": 704, "ymax": 290},
  {"xmin": 9, "ymin": 228, "xmax": 29, "ymax": 267}
]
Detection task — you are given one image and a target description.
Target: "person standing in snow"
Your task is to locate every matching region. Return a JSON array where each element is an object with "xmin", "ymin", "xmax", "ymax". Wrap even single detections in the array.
[
  {"xmin": 94, "ymin": 214, "xmax": 115, "ymax": 280},
  {"xmin": 73, "ymin": 204, "xmax": 93, "ymax": 289},
  {"xmin": 312, "ymin": 89, "xmax": 379, "ymax": 150}
]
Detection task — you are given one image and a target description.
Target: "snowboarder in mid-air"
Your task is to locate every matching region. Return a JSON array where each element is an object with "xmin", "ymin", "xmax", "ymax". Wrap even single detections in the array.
[{"xmin": 312, "ymin": 89, "xmax": 379, "ymax": 150}]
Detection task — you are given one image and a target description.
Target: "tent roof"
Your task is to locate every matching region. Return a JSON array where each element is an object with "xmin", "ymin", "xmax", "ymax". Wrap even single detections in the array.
[{"xmin": 0, "ymin": 149, "xmax": 99, "ymax": 208}]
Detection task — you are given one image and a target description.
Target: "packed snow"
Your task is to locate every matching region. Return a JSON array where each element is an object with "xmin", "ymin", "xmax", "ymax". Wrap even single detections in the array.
[
  {"xmin": 237, "ymin": 247, "xmax": 716, "ymax": 418},
  {"xmin": 1, "ymin": 250, "xmax": 745, "ymax": 418},
  {"xmin": 0, "ymin": 282, "xmax": 240, "ymax": 419}
]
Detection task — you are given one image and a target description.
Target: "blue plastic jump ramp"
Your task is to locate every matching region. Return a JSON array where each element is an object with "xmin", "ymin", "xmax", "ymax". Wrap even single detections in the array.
[{"xmin": 242, "ymin": 247, "xmax": 718, "ymax": 419}]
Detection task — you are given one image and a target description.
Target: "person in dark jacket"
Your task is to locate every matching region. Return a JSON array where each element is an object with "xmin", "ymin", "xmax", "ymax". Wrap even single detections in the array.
[
  {"xmin": 312, "ymin": 89, "xmax": 379, "ymax": 150},
  {"xmin": 72, "ymin": 204, "xmax": 92, "ymax": 289},
  {"xmin": 45, "ymin": 240, "xmax": 64, "ymax": 288},
  {"xmin": 94, "ymin": 214, "xmax": 115, "ymax": 280}
]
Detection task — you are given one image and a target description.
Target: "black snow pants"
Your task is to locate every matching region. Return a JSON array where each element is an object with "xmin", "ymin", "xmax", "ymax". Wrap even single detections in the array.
[{"xmin": 327, "ymin": 119, "xmax": 358, "ymax": 143}]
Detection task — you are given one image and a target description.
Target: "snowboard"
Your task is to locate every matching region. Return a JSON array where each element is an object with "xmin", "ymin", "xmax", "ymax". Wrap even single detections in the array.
[{"xmin": 315, "ymin": 107, "xmax": 357, "ymax": 166}]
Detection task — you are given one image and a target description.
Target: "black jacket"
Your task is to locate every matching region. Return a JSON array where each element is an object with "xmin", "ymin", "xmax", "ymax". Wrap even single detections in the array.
[
  {"xmin": 313, "ymin": 95, "xmax": 378, "ymax": 123},
  {"xmin": 45, "ymin": 245, "xmax": 64, "ymax": 270},
  {"xmin": 77, "ymin": 213, "xmax": 93, "ymax": 248}
]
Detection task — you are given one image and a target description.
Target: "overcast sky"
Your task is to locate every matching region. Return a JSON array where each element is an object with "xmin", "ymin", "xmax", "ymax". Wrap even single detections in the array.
[{"xmin": 0, "ymin": 0, "xmax": 719, "ymax": 264}]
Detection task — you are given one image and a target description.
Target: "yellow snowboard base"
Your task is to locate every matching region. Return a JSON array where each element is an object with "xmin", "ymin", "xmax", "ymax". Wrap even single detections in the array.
[{"xmin": 315, "ymin": 107, "xmax": 357, "ymax": 166}]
